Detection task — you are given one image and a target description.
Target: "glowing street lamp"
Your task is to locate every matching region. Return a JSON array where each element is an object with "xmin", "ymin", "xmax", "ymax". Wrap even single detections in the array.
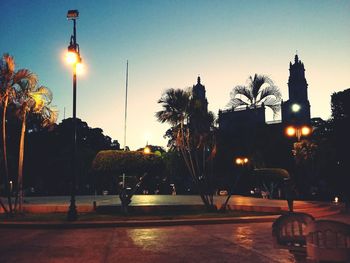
[
  {"xmin": 285, "ymin": 125, "xmax": 312, "ymax": 141},
  {"xmin": 66, "ymin": 9, "xmax": 82, "ymax": 221},
  {"xmin": 235, "ymin": 157, "xmax": 249, "ymax": 166}
]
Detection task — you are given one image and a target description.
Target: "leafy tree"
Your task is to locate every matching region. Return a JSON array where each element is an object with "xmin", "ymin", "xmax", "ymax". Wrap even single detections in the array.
[
  {"xmin": 0, "ymin": 53, "xmax": 37, "ymax": 213},
  {"xmin": 331, "ymin": 88, "xmax": 350, "ymax": 121},
  {"xmin": 92, "ymin": 150, "xmax": 165, "ymax": 214},
  {"xmin": 228, "ymin": 74, "xmax": 282, "ymax": 119},
  {"xmin": 330, "ymin": 88, "xmax": 350, "ymax": 208}
]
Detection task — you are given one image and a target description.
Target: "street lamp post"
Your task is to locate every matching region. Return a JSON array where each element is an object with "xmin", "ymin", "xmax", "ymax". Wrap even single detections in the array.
[
  {"xmin": 66, "ymin": 9, "xmax": 81, "ymax": 221},
  {"xmin": 285, "ymin": 125, "xmax": 311, "ymax": 141},
  {"xmin": 221, "ymin": 157, "xmax": 249, "ymax": 211}
]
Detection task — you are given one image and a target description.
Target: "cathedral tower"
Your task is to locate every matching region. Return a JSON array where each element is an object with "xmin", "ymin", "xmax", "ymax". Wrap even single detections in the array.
[{"xmin": 282, "ymin": 54, "xmax": 311, "ymax": 125}]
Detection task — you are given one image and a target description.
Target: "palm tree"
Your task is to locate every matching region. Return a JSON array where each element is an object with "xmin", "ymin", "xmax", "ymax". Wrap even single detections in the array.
[
  {"xmin": 156, "ymin": 88, "xmax": 217, "ymax": 210},
  {"xmin": 228, "ymin": 74, "xmax": 282, "ymax": 119},
  {"xmin": 156, "ymin": 88, "xmax": 191, "ymax": 126},
  {"xmin": 0, "ymin": 53, "xmax": 37, "ymax": 213},
  {"xmin": 14, "ymin": 81, "xmax": 57, "ymax": 212}
]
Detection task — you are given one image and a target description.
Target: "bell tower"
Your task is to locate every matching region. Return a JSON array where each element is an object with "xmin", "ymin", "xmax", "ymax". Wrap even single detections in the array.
[{"xmin": 282, "ymin": 54, "xmax": 311, "ymax": 125}]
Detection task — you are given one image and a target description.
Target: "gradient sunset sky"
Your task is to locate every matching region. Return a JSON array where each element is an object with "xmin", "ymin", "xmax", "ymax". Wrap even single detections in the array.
[{"xmin": 1, "ymin": 0, "xmax": 349, "ymax": 150}]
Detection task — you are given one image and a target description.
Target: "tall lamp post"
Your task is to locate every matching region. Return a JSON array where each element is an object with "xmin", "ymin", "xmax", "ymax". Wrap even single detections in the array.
[{"xmin": 66, "ymin": 9, "xmax": 82, "ymax": 221}]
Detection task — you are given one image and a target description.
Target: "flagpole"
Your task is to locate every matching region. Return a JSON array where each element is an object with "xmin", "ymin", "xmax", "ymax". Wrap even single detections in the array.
[{"xmin": 123, "ymin": 60, "xmax": 128, "ymax": 150}]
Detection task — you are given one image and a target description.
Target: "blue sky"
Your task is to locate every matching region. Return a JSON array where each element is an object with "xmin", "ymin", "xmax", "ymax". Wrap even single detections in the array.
[{"xmin": 1, "ymin": 0, "xmax": 349, "ymax": 149}]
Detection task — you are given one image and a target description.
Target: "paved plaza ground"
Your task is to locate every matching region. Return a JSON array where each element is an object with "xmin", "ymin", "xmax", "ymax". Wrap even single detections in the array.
[
  {"xmin": 0, "ymin": 222, "xmax": 297, "ymax": 263},
  {"xmin": 0, "ymin": 195, "xmax": 348, "ymax": 262}
]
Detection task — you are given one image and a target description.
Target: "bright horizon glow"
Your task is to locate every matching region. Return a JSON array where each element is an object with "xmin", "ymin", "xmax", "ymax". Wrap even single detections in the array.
[
  {"xmin": 1, "ymin": 1, "xmax": 349, "ymax": 150},
  {"xmin": 143, "ymin": 146, "xmax": 151, "ymax": 154}
]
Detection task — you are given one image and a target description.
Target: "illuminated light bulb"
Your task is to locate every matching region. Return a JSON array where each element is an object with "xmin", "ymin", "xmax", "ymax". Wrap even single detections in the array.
[
  {"xmin": 286, "ymin": 126, "xmax": 296, "ymax": 137},
  {"xmin": 235, "ymin": 158, "xmax": 242, "ymax": 165},
  {"xmin": 65, "ymin": 51, "xmax": 78, "ymax": 64},
  {"xmin": 301, "ymin": 126, "xmax": 311, "ymax": 136},
  {"xmin": 243, "ymin": 158, "xmax": 248, "ymax": 163}
]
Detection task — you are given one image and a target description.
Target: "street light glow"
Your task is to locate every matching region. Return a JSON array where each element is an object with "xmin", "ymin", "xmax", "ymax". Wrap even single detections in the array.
[
  {"xmin": 76, "ymin": 62, "xmax": 84, "ymax": 75},
  {"xmin": 235, "ymin": 157, "xmax": 249, "ymax": 165},
  {"xmin": 286, "ymin": 126, "xmax": 296, "ymax": 137},
  {"xmin": 235, "ymin": 158, "xmax": 243, "ymax": 165},
  {"xmin": 301, "ymin": 126, "xmax": 311, "ymax": 136},
  {"xmin": 65, "ymin": 51, "xmax": 78, "ymax": 64}
]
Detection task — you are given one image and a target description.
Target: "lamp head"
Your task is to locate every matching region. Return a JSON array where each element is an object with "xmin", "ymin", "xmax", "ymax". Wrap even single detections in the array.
[{"xmin": 67, "ymin": 10, "xmax": 79, "ymax": 20}]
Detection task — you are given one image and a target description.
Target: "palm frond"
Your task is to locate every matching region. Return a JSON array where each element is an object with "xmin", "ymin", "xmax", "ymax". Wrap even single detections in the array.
[
  {"xmin": 259, "ymin": 85, "xmax": 281, "ymax": 102},
  {"xmin": 2, "ymin": 54, "xmax": 15, "ymax": 75},
  {"xmin": 13, "ymin": 70, "xmax": 37, "ymax": 87},
  {"xmin": 249, "ymin": 74, "xmax": 273, "ymax": 99},
  {"xmin": 230, "ymin": 85, "xmax": 253, "ymax": 103},
  {"xmin": 156, "ymin": 88, "xmax": 190, "ymax": 125},
  {"xmin": 227, "ymin": 97, "xmax": 249, "ymax": 108},
  {"xmin": 41, "ymin": 106, "xmax": 58, "ymax": 127}
]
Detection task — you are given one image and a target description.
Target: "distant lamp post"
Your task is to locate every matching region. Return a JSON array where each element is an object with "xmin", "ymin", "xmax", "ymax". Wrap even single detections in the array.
[
  {"xmin": 9, "ymin": 180, "xmax": 13, "ymax": 194},
  {"xmin": 66, "ymin": 9, "xmax": 82, "ymax": 221},
  {"xmin": 222, "ymin": 156, "xmax": 249, "ymax": 210},
  {"xmin": 285, "ymin": 125, "xmax": 311, "ymax": 141},
  {"xmin": 235, "ymin": 157, "xmax": 249, "ymax": 166},
  {"xmin": 334, "ymin": 196, "xmax": 339, "ymax": 203}
]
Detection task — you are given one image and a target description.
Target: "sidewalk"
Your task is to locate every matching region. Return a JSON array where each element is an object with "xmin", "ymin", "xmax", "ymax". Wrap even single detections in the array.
[
  {"xmin": 1, "ymin": 195, "xmax": 343, "ymax": 215},
  {"xmin": 0, "ymin": 195, "xmax": 347, "ymax": 229}
]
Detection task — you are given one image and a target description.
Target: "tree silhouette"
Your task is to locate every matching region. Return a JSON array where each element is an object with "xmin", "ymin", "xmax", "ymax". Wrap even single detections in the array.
[
  {"xmin": 0, "ymin": 53, "xmax": 37, "ymax": 213},
  {"xmin": 156, "ymin": 87, "xmax": 217, "ymax": 210},
  {"xmin": 14, "ymin": 80, "xmax": 57, "ymax": 212},
  {"xmin": 228, "ymin": 74, "xmax": 281, "ymax": 119}
]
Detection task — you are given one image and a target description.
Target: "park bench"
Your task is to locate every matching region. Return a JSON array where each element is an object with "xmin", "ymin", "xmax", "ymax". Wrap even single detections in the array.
[
  {"xmin": 306, "ymin": 220, "xmax": 350, "ymax": 262},
  {"xmin": 272, "ymin": 212, "xmax": 315, "ymax": 261}
]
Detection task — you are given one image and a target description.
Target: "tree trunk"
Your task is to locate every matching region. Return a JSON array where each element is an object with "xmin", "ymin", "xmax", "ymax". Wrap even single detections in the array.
[
  {"xmin": 17, "ymin": 110, "xmax": 27, "ymax": 213},
  {"xmin": 1, "ymin": 94, "xmax": 11, "ymax": 213}
]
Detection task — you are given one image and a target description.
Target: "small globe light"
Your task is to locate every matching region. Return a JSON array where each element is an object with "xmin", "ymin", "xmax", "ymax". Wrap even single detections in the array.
[
  {"xmin": 235, "ymin": 158, "xmax": 242, "ymax": 165},
  {"xmin": 291, "ymin": 103, "xmax": 301, "ymax": 112},
  {"xmin": 286, "ymin": 126, "xmax": 296, "ymax": 137},
  {"xmin": 301, "ymin": 126, "xmax": 311, "ymax": 136},
  {"xmin": 243, "ymin": 158, "xmax": 249, "ymax": 163}
]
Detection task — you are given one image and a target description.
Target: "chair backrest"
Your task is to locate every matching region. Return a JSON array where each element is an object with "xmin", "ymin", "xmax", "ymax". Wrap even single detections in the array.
[
  {"xmin": 306, "ymin": 220, "xmax": 350, "ymax": 262},
  {"xmin": 272, "ymin": 212, "xmax": 315, "ymax": 251}
]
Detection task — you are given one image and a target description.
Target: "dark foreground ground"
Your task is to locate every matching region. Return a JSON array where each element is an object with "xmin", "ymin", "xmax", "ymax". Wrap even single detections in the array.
[{"xmin": 0, "ymin": 222, "xmax": 296, "ymax": 263}]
